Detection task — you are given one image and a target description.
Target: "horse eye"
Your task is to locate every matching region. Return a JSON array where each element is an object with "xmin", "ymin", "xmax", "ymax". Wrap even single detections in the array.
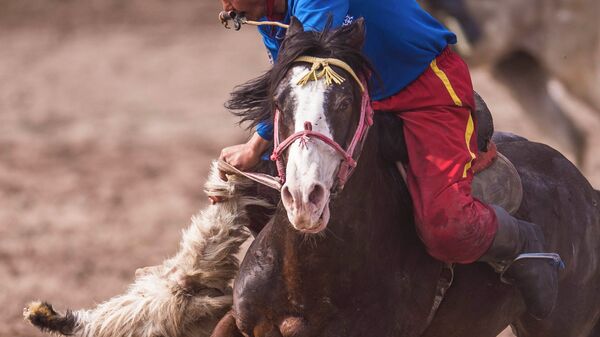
[{"xmin": 337, "ymin": 98, "xmax": 352, "ymax": 111}]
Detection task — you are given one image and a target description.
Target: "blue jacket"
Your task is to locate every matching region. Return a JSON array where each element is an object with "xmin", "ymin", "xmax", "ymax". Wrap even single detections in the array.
[{"xmin": 256, "ymin": 0, "xmax": 456, "ymax": 140}]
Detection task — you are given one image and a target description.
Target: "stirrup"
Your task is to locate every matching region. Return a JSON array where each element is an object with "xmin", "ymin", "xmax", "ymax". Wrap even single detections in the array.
[{"xmin": 498, "ymin": 253, "xmax": 565, "ymax": 284}]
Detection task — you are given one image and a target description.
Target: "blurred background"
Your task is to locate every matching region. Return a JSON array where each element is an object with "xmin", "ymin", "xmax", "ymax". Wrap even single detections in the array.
[{"xmin": 0, "ymin": 1, "xmax": 597, "ymax": 336}]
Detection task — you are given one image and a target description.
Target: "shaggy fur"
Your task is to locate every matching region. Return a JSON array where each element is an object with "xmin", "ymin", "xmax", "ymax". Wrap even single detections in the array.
[{"xmin": 24, "ymin": 162, "xmax": 270, "ymax": 337}]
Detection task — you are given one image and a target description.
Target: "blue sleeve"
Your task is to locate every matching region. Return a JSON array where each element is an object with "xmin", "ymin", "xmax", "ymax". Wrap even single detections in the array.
[
  {"xmin": 256, "ymin": 120, "xmax": 274, "ymax": 140},
  {"xmin": 260, "ymin": 28, "xmax": 280, "ymax": 63},
  {"xmin": 258, "ymin": 0, "xmax": 350, "ymax": 63},
  {"xmin": 290, "ymin": 0, "xmax": 349, "ymax": 31}
]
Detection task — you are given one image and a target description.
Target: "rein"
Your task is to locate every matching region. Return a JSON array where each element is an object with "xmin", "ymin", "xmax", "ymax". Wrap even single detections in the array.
[{"xmin": 219, "ymin": 11, "xmax": 290, "ymax": 30}]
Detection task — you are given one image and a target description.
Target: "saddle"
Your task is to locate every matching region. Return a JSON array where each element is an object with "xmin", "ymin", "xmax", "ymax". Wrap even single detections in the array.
[{"xmin": 470, "ymin": 93, "xmax": 523, "ymax": 214}]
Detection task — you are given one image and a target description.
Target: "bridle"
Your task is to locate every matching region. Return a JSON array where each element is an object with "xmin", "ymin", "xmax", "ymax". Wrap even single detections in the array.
[
  {"xmin": 216, "ymin": 13, "xmax": 374, "ymax": 193},
  {"xmin": 270, "ymin": 56, "xmax": 374, "ymax": 192}
]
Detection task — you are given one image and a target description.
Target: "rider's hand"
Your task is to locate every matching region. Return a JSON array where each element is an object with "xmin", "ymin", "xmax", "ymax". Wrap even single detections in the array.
[{"xmin": 219, "ymin": 132, "xmax": 271, "ymax": 180}]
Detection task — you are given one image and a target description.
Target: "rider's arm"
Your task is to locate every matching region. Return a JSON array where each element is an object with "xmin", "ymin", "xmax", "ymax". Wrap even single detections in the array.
[
  {"xmin": 256, "ymin": 120, "xmax": 274, "ymax": 140},
  {"xmin": 219, "ymin": 132, "xmax": 271, "ymax": 173}
]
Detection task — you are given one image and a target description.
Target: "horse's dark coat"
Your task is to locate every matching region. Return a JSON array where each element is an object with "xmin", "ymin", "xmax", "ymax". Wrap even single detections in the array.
[
  {"xmin": 214, "ymin": 18, "xmax": 600, "ymax": 337},
  {"xmin": 423, "ymin": 140, "xmax": 600, "ymax": 337},
  {"xmin": 233, "ymin": 117, "xmax": 445, "ymax": 337}
]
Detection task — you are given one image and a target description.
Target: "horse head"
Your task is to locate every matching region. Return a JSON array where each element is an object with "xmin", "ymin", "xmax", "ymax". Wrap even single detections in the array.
[
  {"xmin": 226, "ymin": 17, "xmax": 371, "ymax": 233},
  {"xmin": 268, "ymin": 17, "xmax": 372, "ymax": 233}
]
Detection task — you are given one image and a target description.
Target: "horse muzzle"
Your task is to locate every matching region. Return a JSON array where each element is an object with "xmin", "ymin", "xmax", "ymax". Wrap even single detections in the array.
[{"xmin": 281, "ymin": 182, "xmax": 331, "ymax": 233}]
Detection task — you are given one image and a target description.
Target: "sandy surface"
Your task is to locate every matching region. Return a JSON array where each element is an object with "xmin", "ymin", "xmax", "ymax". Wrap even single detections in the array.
[
  {"xmin": 0, "ymin": 4, "xmax": 598, "ymax": 337},
  {"xmin": 0, "ymin": 23, "xmax": 267, "ymax": 337}
]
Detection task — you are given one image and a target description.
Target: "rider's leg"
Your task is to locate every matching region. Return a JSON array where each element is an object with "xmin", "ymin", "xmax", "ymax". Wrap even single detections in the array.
[
  {"xmin": 478, "ymin": 206, "xmax": 559, "ymax": 319},
  {"xmin": 372, "ymin": 47, "xmax": 560, "ymax": 319}
]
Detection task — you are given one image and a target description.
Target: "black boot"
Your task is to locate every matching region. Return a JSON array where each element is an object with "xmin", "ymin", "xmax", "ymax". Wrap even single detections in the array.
[{"xmin": 479, "ymin": 206, "xmax": 563, "ymax": 319}]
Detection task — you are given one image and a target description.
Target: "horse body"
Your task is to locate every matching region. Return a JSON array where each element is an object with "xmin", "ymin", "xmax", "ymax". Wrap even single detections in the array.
[
  {"xmin": 228, "ymin": 122, "xmax": 600, "ymax": 337},
  {"xmin": 425, "ymin": 139, "xmax": 600, "ymax": 337},
  {"xmin": 233, "ymin": 119, "xmax": 446, "ymax": 337},
  {"xmin": 216, "ymin": 18, "xmax": 600, "ymax": 337}
]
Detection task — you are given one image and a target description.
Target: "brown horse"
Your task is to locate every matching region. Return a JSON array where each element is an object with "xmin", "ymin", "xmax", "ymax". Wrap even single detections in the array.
[{"xmin": 213, "ymin": 18, "xmax": 600, "ymax": 337}]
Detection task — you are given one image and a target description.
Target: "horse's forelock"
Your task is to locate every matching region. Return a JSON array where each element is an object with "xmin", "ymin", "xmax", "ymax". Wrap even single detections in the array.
[
  {"xmin": 226, "ymin": 22, "xmax": 373, "ymax": 130},
  {"xmin": 273, "ymin": 26, "xmax": 372, "ymax": 91}
]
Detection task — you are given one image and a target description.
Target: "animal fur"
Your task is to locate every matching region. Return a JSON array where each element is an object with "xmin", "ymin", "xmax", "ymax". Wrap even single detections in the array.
[{"xmin": 24, "ymin": 162, "xmax": 270, "ymax": 337}]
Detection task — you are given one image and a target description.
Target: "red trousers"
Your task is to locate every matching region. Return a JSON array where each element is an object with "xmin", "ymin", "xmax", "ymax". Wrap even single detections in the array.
[{"xmin": 372, "ymin": 47, "xmax": 498, "ymax": 264}]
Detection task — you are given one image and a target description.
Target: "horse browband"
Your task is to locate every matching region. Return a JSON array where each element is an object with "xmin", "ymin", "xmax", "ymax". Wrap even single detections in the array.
[{"xmin": 293, "ymin": 56, "xmax": 365, "ymax": 92}]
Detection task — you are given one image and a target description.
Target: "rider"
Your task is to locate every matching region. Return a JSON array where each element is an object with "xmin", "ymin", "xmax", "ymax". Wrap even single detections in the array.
[{"xmin": 218, "ymin": 0, "xmax": 561, "ymax": 319}]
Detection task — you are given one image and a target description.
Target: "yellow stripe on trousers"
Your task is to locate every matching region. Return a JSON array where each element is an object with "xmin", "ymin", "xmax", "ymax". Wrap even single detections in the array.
[
  {"xmin": 462, "ymin": 114, "xmax": 477, "ymax": 177},
  {"xmin": 430, "ymin": 59, "xmax": 476, "ymax": 178}
]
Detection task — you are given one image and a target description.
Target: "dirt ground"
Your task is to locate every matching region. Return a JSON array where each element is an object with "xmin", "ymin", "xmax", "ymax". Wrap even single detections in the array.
[{"xmin": 0, "ymin": 2, "xmax": 598, "ymax": 337}]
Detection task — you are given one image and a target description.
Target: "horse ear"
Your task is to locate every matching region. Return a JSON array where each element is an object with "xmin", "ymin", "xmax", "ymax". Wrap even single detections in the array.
[
  {"xmin": 286, "ymin": 16, "xmax": 304, "ymax": 36},
  {"xmin": 345, "ymin": 17, "xmax": 366, "ymax": 50}
]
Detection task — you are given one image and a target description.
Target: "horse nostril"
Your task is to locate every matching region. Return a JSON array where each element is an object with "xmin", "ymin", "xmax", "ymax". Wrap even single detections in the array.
[
  {"xmin": 282, "ymin": 186, "xmax": 294, "ymax": 205},
  {"xmin": 308, "ymin": 184, "xmax": 325, "ymax": 206}
]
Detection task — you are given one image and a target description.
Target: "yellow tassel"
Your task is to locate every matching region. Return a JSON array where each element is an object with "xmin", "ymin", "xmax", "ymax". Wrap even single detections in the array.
[
  {"xmin": 296, "ymin": 61, "xmax": 346, "ymax": 87},
  {"xmin": 297, "ymin": 62, "xmax": 320, "ymax": 86},
  {"xmin": 321, "ymin": 65, "xmax": 345, "ymax": 86}
]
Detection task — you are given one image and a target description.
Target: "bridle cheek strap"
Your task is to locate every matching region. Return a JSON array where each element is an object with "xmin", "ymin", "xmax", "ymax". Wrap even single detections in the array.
[{"xmin": 270, "ymin": 86, "xmax": 374, "ymax": 190}]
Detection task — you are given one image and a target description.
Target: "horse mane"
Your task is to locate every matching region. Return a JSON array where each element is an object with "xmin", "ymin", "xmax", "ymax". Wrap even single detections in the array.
[{"xmin": 226, "ymin": 20, "xmax": 375, "ymax": 130}]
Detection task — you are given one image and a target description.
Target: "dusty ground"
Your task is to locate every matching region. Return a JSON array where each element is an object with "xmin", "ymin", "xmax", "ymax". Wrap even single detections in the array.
[
  {"xmin": 0, "ymin": 3, "xmax": 598, "ymax": 337},
  {"xmin": 0, "ymin": 7, "xmax": 267, "ymax": 336}
]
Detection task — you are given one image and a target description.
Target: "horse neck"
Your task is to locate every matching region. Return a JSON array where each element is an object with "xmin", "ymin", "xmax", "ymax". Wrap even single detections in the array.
[
  {"xmin": 257, "ymin": 122, "xmax": 441, "ymax": 337},
  {"xmin": 272, "ymin": 121, "xmax": 420, "ymax": 302},
  {"xmin": 327, "ymin": 122, "xmax": 415, "ymax": 252}
]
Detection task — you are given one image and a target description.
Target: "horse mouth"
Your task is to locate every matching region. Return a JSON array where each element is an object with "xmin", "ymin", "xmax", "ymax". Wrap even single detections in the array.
[{"xmin": 294, "ymin": 204, "xmax": 330, "ymax": 234}]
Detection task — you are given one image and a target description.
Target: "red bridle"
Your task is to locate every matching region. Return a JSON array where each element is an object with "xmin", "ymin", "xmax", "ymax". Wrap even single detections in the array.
[{"xmin": 270, "ymin": 57, "xmax": 374, "ymax": 191}]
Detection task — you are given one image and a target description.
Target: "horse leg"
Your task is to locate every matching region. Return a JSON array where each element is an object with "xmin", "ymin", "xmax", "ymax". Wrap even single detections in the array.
[
  {"xmin": 511, "ymin": 313, "xmax": 600, "ymax": 337},
  {"xmin": 211, "ymin": 311, "xmax": 245, "ymax": 337},
  {"xmin": 588, "ymin": 319, "xmax": 600, "ymax": 337},
  {"xmin": 422, "ymin": 264, "xmax": 520, "ymax": 337},
  {"xmin": 211, "ymin": 311, "xmax": 288, "ymax": 337},
  {"xmin": 493, "ymin": 50, "xmax": 587, "ymax": 165}
]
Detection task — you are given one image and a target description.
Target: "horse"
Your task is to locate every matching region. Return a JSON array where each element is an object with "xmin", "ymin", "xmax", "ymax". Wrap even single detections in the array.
[
  {"xmin": 211, "ymin": 17, "xmax": 600, "ymax": 337},
  {"xmin": 420, "ymin": 0, "xmax": 600, "ymax": 166}
]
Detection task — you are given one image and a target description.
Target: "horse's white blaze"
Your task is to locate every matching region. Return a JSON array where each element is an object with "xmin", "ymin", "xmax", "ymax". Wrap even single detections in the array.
[{"xmin": 281, "ymin": 66, "xmax": 339, "ymax": 232}]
